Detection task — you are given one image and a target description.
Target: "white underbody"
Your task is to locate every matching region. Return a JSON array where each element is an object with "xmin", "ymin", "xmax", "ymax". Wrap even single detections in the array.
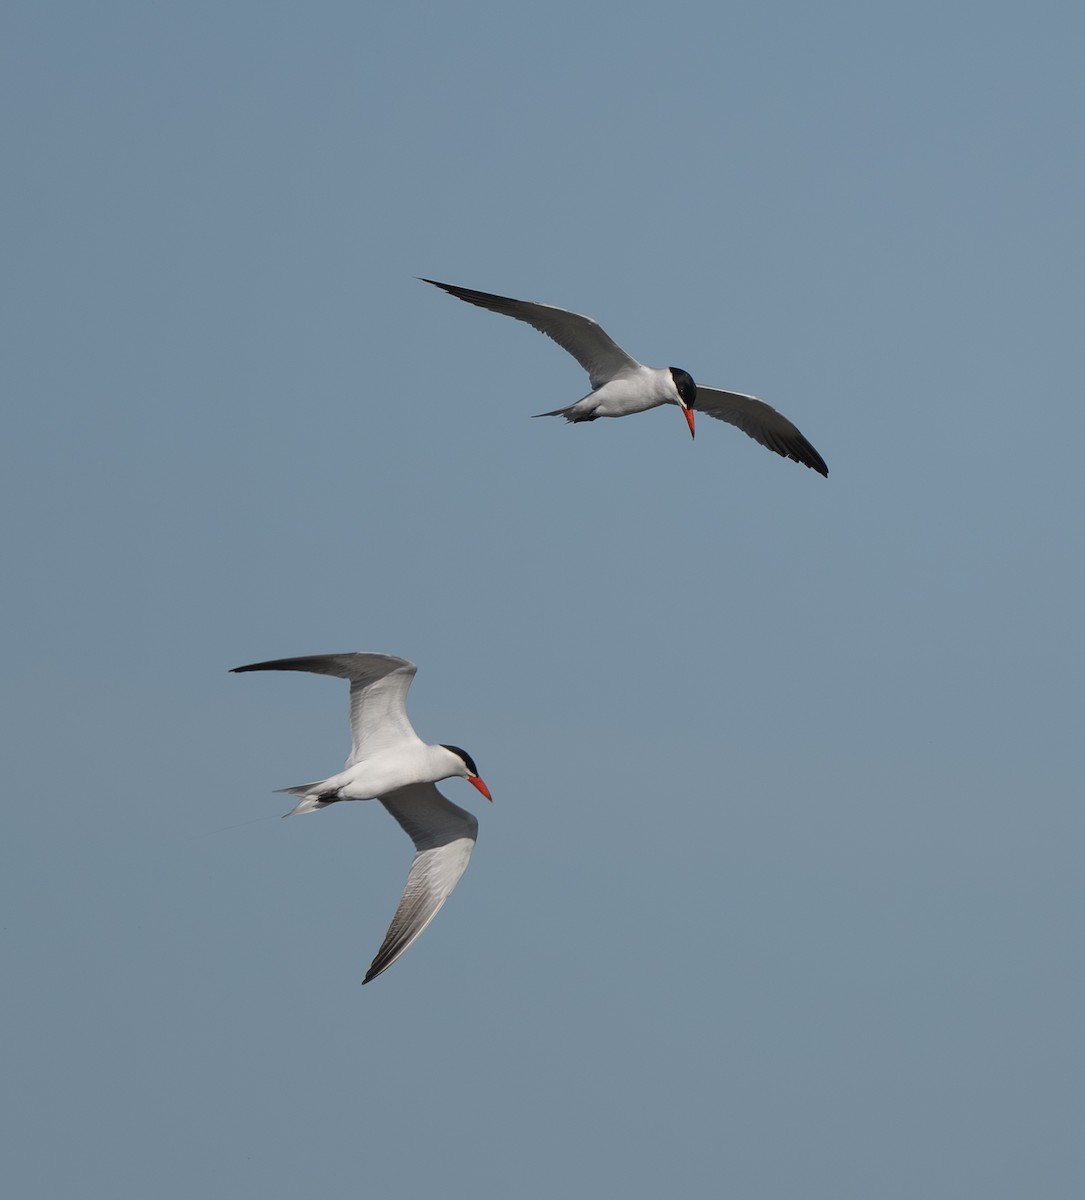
[
  {"xmin": 297, "ymin": 742, "xmax": 464, "ymax": 804},
  {"xmin": 558, "ymin": 366, "xmax": 681, "ymax": 420}
]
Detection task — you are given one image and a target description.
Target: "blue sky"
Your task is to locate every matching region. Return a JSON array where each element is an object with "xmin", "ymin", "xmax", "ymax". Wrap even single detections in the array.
[{"xmin": 4, "ymin": 2, "xmax": 1083, "ymax": 1196}]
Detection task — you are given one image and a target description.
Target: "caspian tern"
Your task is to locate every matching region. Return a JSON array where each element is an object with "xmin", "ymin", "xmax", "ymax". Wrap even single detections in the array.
[
  {"xmin": 231, "ymin": 652, "xmax": 491, "ymax": 985},
  {"xmin": 423, "ymin": 278, "xmax": 828, "ymax": 475}
]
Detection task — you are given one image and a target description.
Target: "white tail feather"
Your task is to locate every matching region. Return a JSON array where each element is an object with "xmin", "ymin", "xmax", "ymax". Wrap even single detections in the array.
[{"xmin": 274, "ymin": 783, "xmax": 334, "ymax": 818}]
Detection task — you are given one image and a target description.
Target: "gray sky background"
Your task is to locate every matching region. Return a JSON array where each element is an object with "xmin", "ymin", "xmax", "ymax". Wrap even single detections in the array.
[{"xmin": 4, "ymin": 2, "xmax": 1083, "ymax": 1196}]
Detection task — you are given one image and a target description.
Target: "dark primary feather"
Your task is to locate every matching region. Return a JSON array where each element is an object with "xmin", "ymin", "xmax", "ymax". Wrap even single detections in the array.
[
  {"xmin": 230, "ymin": 652, "xmax": 414, "ymax": 682},
  {"xmin": 421, "ymin": 277, "xmax": 640, "ymax": 389},
  {"xmin": 695, "ymin": 386, "xmax": 828, "ymax": 476}
]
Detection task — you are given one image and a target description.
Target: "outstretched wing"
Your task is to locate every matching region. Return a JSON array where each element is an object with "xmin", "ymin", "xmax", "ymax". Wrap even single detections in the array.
[
  {"xmin": 422, "ymin": 278, "xmax": 642, "ymax": 389},
  {"xmin": 695, "ymin": 386, "xmax": 828, "ymax": 476},
  {"xmin": 230, "ymin": 652, "xmax": 421, "ymax": 764},
  {"xmin": 364, "ymin": 783, "xmax": 480, "ymax": 984}
]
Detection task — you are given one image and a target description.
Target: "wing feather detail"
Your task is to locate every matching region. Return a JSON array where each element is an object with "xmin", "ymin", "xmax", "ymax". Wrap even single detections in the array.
[
  {"xmin": 695, "ymin": 386, "xmax": 828, "ymax": 476},
  {"xmin": 422, "ymin": 278, "xmax": 641, "ymax": 389},
  {"xmin": 363, "ymin": 784, "xmax": 480, "ymax": 984},
  {"xmin": 230, "ymin": 652, "xmax": 421, "ymax": 763}
]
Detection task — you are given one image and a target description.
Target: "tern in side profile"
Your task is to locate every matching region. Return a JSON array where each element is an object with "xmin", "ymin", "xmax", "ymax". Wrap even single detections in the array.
[
  {"xmin": 232, "ymin": 652, "xmax": 491, "ymax": 985},
  {"xmin": 423, "ymin": 278, "xmax": 828, "ymax": 475}
]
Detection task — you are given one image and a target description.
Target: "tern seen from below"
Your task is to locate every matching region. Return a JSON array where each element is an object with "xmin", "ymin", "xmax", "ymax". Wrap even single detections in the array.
[
  {"xmin": 423, "ymin": 278, "xmax": 828, "ymax": 475},
  {"xmin": 232, "ymin": 652, "xmax": 491, "ymax": 985}
]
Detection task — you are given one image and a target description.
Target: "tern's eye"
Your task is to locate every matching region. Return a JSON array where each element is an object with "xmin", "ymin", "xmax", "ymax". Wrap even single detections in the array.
[
  {"xmin": 441, "ymin": 743, "xmax": 479, "ymax": 776},
  {"xmin": 669, "ymin": 367, "xmax": 696, "ymax": 407}
]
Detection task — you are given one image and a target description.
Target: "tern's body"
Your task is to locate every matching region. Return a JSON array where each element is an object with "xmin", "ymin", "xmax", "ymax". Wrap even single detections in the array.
[
  {"xmin": 423, "ymin": 277, "xmax": 828, "ymax": 475},
  {"xmin": 553, "ymin": 366, "xmax": 687, "ymax": 421},
  {"xmin": 286, "ymin": 740, "xmax": 476, "ymax": 809},
  {"xmin": 232, "ymin": 652, "xmax": 491, "ymax": 984}
]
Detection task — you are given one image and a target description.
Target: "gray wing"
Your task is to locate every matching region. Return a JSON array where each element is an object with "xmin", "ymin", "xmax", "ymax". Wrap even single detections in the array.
[
  {"xmin": 230, "ymin": 652, "xmax": 421, "ymax": 764},
  {"xmin": 363, "ymin": 783, "xmax": 480, "ymax": 984},
  {"xmin": 422, "ymin": 278, "xmax": 642, "ymax": 389},
  {"xmin": 695, "ymin": 386, "xmax": 828, "ymax": 476}
]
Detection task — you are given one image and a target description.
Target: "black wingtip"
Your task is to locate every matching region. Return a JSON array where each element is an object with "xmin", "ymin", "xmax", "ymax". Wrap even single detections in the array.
[
  {"xmin": 361, "ymin": 960, "xmax": 386, "ymax": 986},
  {"xmin": 420, "ymin": 277, "xmax": 470, "ymax": 301},
  {"xmin": 418, "ymin": 278, "xmax": 515, "ymax": 311},
  {"xmin": 782, "ymin": 439, "xmax": 828, "ymax": 477},
  {"xmin": 796, "ymin": 437, "xmax": 829, "ymax": 477}
]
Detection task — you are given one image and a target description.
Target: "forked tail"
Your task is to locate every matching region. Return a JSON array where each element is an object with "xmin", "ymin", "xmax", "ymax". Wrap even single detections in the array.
[
  {"xmin": 274, "ymin": 783, "xmax": 336, "ymax": 818},
  {"xmin": 531, "ymin": 402, "xmax": 598, "ymax": 423}
]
